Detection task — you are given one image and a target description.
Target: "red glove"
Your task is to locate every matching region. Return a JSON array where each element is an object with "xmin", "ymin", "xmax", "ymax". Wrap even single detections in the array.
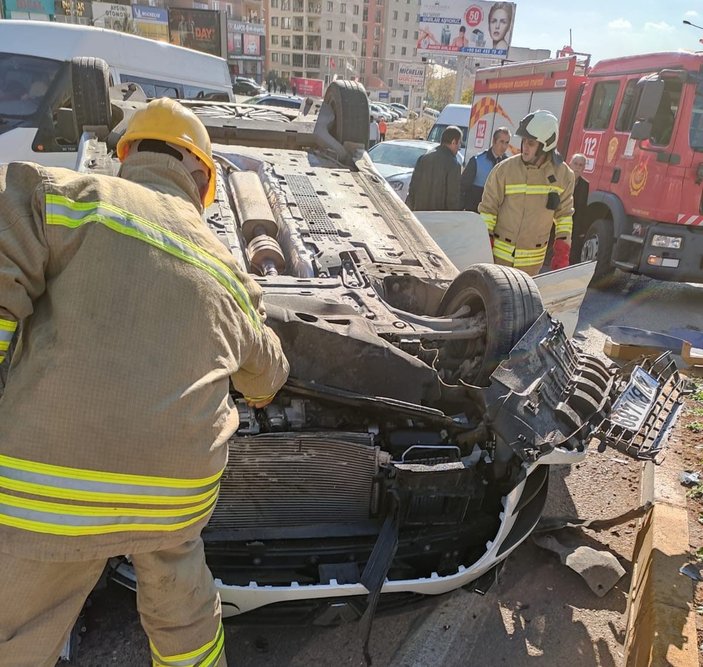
[
  {"xmin": 489, "ymin": 235, "xmax": 494, "ymax": 248},
  {"xmin": 551, "ymin": 238, "xmax": 571, "ymax": 270}
]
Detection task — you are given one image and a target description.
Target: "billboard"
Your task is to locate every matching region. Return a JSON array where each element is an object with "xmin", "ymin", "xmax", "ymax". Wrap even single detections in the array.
[
  {"xmin": 92, "ymin": 2, "xmax": 136, "ymax": 33},
  {"xmin": 290, "ymin": 77, "xmax": 324, "ymax": 98},
  {"xmin": 168, "ymin": 8, "xmax": 221, "ymax": 57},
  {"xmin": 397, "ymin": 63, "xmax": 426, "ymax": 87},
  {"xmin": 132, "ymin": 5, "xmax": 168, "ymax": 42},
  {"xmin": 417, "ymin": 0, "xmax": 516, "ymax": 58}
]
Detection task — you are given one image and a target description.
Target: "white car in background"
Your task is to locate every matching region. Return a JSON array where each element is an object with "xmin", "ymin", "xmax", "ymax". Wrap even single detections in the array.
[{"xmin": 368, "ymin": 139, "xmax": 464, "ymax": 202}]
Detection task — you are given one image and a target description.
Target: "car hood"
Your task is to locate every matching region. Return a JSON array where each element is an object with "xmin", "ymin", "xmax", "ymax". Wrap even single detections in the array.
[{"xmin": 372, "ymin": 163, "xmax": 414, "ymax": 180}]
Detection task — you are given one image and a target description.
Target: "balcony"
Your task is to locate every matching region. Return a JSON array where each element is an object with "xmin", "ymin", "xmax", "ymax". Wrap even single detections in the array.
[{"xmin": 307, "ymin": 3, "xmax": 322, "ymax": 13}]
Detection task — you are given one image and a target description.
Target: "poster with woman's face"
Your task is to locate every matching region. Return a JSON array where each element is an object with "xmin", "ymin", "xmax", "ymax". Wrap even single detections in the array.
[{"xmin": 417, "ymin": 0, "xmax": 516, "ymax": 57}]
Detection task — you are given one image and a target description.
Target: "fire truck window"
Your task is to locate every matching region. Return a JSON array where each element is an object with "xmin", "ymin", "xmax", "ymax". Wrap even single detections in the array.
[
  {"xmin": 585, "ymin": 81, "xmax": 620, "ymax": 130},
  {"xmin": 690, "ymin": 74, "xmax": 703, "ymax": 151},
  {"xmin": 650, "ymin": 81, "xmax": 681, "ymax": 146},
  {"xmin": 615, "ymin": 80, "xmax": 641, "ymax": 132}
]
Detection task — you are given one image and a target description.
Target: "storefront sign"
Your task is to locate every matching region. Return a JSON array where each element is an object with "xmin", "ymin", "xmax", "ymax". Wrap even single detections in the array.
[{"xmin": 168, "ymin": 8, "xmax": 221, "ymax": 57}]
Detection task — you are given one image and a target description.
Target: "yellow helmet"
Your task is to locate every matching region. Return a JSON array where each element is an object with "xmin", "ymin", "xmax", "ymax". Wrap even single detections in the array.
[{"xmin": 116, "ymin": 98, "xmax": 216, "ymax": 207}]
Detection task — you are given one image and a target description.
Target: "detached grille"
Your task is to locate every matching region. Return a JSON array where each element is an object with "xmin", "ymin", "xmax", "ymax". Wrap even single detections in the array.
[{"xmin": 209, "ymin": 432, "xmax": 380, "ymax": 529}]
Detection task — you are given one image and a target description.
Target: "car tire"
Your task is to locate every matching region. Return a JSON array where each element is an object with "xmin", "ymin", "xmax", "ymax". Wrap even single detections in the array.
[
  {"xmin": 437, "ymin": 263, "xmax": 544, "ymax": 386},
  {"xmin": 581, "ymin": 218, "xmax": 617, "ymax": 286},
  {"xmin": 324, "ymin": 80, "xmax": 370, "ymax": 146},
  {"xmin": 71, "ymin": 57, "xmax": 112, "ymax": 135}
]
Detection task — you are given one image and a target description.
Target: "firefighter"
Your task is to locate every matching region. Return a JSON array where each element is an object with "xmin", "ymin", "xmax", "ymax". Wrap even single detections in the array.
[
  {"xmin": 0, "ymin": 97, "xmax": 289, "ymax": 666},
  {"xmin": 478, "ymin": 110, "xmax": 574, "ymax": 275}
]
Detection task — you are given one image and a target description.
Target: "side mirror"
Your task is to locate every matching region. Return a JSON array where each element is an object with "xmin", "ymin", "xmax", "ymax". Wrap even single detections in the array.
[{"xmin": 631, "ymin": 119, "xmax": 652, "ymax": 141}]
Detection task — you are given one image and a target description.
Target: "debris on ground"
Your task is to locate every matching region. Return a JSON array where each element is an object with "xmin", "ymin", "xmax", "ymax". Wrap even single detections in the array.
[
  {"xmin": 681, "ymin": 471, "xmax": 701, "ymax": 487},
  {"xmin": 680, "ymin": 562, "xmax": 703, "ymax": 582}
]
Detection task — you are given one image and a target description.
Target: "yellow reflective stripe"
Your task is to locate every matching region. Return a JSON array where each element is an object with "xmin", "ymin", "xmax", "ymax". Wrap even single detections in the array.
[
  {"xmin": 0, "ymin": 489, "xmax": 217, "ymax": 519},
  {"xmin": 0, "ymin": 474, "xmax": 220, "ymax": 507},
  {"xmin": 555, "ymin": 216, "xmax": 573, "ymax": 233},
  {"xmin": 0, "ymin": 341, "xmax": 8, "ymax": 351},
  {"xmin": 492, "ymin": 238, "xmax": 514, "ymax": 262},
  {"xmin": 0, "ymin": 319, "xmax": 17, "ymax": 332},
  {"xmin": 0, "ymin": 453, "xmax": 221, "ymax": 490},
  {"xmin": 0, "ymin": 506, "xmax": 213, "ymax": 537},
  {"xmin": 481, "ymin": 212, "xmax": 496, "ymax": 232},
  {"xmin": 151, "ymin": 623, "xmax": 225, "ymax": 667},
  {"xmin": 515, "ymin": 248, "xmax": 548, "ymax": 258},
  {"xmin": 504, "ymin": 184, "xmax": 564, "ymax": 195},
  {"xmin": 0, "ymin": 354, "xmax": 5, "ymax": 363},
  {"xmin": 45, "ymin": 194, "xmax": 261, "ymax": 331}
]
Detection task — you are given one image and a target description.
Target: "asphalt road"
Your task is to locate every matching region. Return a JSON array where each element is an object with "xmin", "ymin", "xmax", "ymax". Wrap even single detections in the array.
[{"xmin": 73, "ymin": 274, "xmax": 703, "ymax": 667}]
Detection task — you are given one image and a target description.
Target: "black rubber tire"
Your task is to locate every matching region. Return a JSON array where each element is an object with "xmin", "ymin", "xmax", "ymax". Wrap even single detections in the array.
[
  {"xmin": 323, "ymin": 80, "xmax": 370, "ymax": 146},
  {"xmin": 581, "ymin": 218, "xmax": 615, "ymax": 282},
  {"xmin": 71, "ymin": 57, "xmax": 112, "ymax": 134},
  {"xmin": 437, "ymin": 263, "xmax": 544, "ymax": 386}
]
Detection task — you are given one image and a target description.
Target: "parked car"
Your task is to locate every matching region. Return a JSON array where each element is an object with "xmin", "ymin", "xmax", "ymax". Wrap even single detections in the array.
[
  {"xmin": 368, "ymin": 139, "xmax": 464, "ymax": 201},
  {"xmin": 233, "ymin": 77, "xmax": 265, "ymax": 96},
  {"xmin": 58, "ymin": 73, "xmax": 680, "ymax": 635},
  {"xmin": 243, "ymin": 93, "xmax": 305, "ymax": 109},
  {"xmin": 390, "ymin": 102, "xmax": 410, "ymax": 118},
  {"xmin": 370, "ymin": 102, "xmax": 393, "ymax": 122},
  {"xmin": 376, "ymin": 102, "xmax": 401, "ymax": 120}
]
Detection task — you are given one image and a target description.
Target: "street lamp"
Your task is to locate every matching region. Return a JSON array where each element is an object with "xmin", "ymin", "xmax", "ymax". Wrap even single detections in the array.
[{"xmin": 683, "ymin": 19, "xmax": 703, "ymax": 30}]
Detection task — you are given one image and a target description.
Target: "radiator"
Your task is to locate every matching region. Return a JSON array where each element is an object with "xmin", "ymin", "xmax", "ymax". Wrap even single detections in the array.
[{"xmin": 209, "ymin": 432, "xmax": 381, "ymax": 529}]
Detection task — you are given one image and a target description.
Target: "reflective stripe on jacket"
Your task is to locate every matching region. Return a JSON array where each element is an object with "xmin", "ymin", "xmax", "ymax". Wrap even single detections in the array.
[
  {"xmin": 478, "ymin": 152, "xmax": 574, "ymax": 268},
  {"xmin": 0, "ymin": 156, "xmax": 289, "ymax": 560}
]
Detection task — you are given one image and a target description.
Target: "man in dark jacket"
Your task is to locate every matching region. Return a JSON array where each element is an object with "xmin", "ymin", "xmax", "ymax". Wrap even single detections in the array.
[
  {"xmin": 460, "ymin": 127, "xmax": 510, "ymax": 211},
  {"xmin": 406, "ymin": 126, "xmax": 462, "ymax": 211},
  {"xmin": 568, "ymin": 153, "xmax": 590, "ymax": 263}
]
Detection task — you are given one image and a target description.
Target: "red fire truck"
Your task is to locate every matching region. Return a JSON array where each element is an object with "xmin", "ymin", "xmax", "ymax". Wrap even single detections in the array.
[{"xmin": 467, "ymin": 51, "xmax": 703, "ymax": 284}]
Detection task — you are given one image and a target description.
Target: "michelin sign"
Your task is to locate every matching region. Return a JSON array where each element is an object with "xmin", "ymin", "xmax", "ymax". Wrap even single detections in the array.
[{"xmin": 417, "ymin": 0, "xmax": 516, "ymax": 57}]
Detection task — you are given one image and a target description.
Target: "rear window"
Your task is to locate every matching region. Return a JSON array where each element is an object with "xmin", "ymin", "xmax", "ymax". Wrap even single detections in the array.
[
  {"xmin": 427, "ymin": 123, "xmax": 468, "ymax": 147},
  {"xmin": 0, "ymin": 52, "xmax": 62, "ymax": 117},
  {"xmin": 369, "ymin": 143, "xmax": 429, "ymax": 168}
]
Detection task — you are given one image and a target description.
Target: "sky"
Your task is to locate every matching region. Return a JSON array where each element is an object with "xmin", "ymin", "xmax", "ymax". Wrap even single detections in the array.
[{"xmin": 509, "ymin": 1, "xmax": 703, "ymax": 64}]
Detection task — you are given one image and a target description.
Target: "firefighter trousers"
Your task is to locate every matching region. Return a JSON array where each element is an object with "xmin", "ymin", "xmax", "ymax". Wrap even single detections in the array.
[{"xmin": 0, "ymin": 538, "xmax": 226, "ymax": 667}]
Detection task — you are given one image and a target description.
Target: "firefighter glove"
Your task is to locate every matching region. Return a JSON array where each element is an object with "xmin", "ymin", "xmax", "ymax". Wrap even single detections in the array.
[{"xmin": 551, "ymin": 238, "xmax": 570, "ymax": 271}]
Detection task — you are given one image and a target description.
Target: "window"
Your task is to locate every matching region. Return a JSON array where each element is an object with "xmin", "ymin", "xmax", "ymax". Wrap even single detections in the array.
[
  {"xmin": 615, "ymin": 80, "xmax": 640, "ymax": 132},
  {"xmin": 363, "ymin": 8, "xmax": 368, "ymax": 20},
  {"xmin": 293, "ymin": 35, "xmax": 303, "ymax": 48},
  {"xmin": 271, "ymin": 53, "xmax": 279, "ymax": 62},
  {"xmin": 390, "ymin": 45, "xmax": 396, "ymax": 54},
  {"xmin": 374, "ymin": 25, "xmax": 380, "ymax": 38},
  {"xmin": 281, "ymin": 35, "xmax": 291, "ymax": 47},
  {"xmin": 271, "ymin": 0, "xmax": 278, "ymax": 6},
  {"xmin": 340, "ymin": 2, "xmax": 346, "ymax": 11},
  {"xmin": 392, "ymin": 10, "xmax": 397, "ymax": 19},
  {"xmin": 650, "ymin": 79, "xmax": 681, "ymax": 145},
  {"xmin": 339, "ymin": 39, "xmax": 345, "ymax": 49},
  {"xmin": 391, "ymin": 28, "xmax": 396, "ymax": 37},
  {"xmin": 281, "ymin": 53, "xmax": 290, "ymax": 65},
  {"xmin": 353, "ymin": 4, "xmax": 359, "ymax": 14},
  {"xmin": 413, "ymin": 30, "xmax": 418, "ymax": 39},
  {"xmin": 281, "ymin": 17, "xmax": 290, "ymax": 28},
  {"xmin": 293, "ymin": 17, "xmax": 303, "ymax": 30},
  {"xmin": 372, "ymin": 61, "xmax": 378, "ymax": 74},
  {"xmin": 271, "ymin": 16, "xmax": 278, "ymax": 26},
  {"xmin": 401, "ymin": 46, "xmax": 406, "ymax": 55},
  {"xmin": 402, "ymin": 29, "xmax": 407, "ymax": 38},
  {"xmin": 389, "ymin": 62, "xmax": 394, "ymax": 71},
  {"xmin": 340, "ymin": 21, "xmax": 345, "ymax": 31},
  {"xmin": 351, "ymin": 41, "xmax": 357, "ymax": 51},
  {"xmin": 361, "ymin": 43, "xmax": 366, "ymax": 56},
  {"xmin": 388, "ymin": 78, "xmax": 394, "ymax": 87},
  {"xmin": 327, "ymin": 0, "xmax": 333, "ymax": 9},
  {"xmin": 293, "ymin": 54, "xmax": 303, "ymax": 67},
  {"xmin": 271, "ymin": 35, "xmax": 279, "ymax": 44},
  {"xmin": 327, "ymin": 20, "xmax": 333, "ymax": 29},
  {"xmin": 226, "ymin": 3, "xmax": 232, "ymax": 15},
  {"xmin": 584, "ymin": 81, "xmax": 620, "ymax": 130},
  {"xmin": 375, "ymin": 9, "xmax": 381, "ymax": 21},
  {"xmin": 326, "ymin": 38, "xmax": 332, "ymax": 48},
  {"xmin": 352, "ymin": 23, "xmax": 358, "ymax": 33},
  {"xmin": 372, "ymin": 44, "xmax": 379, "ymax": 57}
]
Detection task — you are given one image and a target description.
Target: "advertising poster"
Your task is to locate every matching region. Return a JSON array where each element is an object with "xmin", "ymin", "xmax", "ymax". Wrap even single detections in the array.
[
  {"xmin": 290, "ymin": 77, "xmax": 324, "ymax": 98},
  {"xmin": 132, "ymin": 5, "xmax": 168, "ymax": 42},
  {"xmin": 243, "ymin": 33, "xmax": 259, "ymax": 56},
  {"xmin": 417, "ymin": 0, "xmax": 516, "ymax": 57},
  {"xmin": 168, "ymin": 8, "xmax": 221, "ymax": 57},
  {"xmin": 92, "ymin": 2, "xmax": 136, "ymax": 33},
  {"xmin": 397, "ymin": 63, "xmax": 426, "ymax": 87}
]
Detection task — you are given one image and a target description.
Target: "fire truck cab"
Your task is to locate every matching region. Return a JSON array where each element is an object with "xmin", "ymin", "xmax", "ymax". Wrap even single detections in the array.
[{"xmin": 468, "ymin": 52, "xmax": 703, "ymax": 285}]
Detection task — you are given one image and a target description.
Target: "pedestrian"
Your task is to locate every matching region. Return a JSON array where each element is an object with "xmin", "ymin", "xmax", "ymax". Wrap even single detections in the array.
[
  {"xmin": 406, "ymin": 125, "xmax": 462, "ymax": 211},
  {"xmin": 460, "ymin": 126, "xmax": 510, "ymax": 212},
  {"xmin": 568, "ymin": 152, "xmax": 589, "ymax": 264},
  {"xmin": 479, "ymin": 110, "xmax": 574, "ymax": 275},
  {"xmin": 0, "ymin": 97, "xmax": 289, "ymax": 666},
  {"xmin": 291, "ymin": 81, "xmax": 298, "ymax": 96},
  {"xmin": 369, "ymin": 116, "xmax": 380, "ymax": 147},
  {"xmin": 378, "ymin": 117, "xmax": 387, "ymax": 141},
  {"xmin": 280, "ymin": 79, "xmax": 287, "ymax": 95}
]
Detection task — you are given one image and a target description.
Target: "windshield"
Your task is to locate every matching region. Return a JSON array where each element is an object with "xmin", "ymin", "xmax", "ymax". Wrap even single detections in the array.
[
  {"xmin": 691, "ymin": 69, "xmax": 703, "ymax": 151},
  {"xmin": 369, "ymin": 144, "xmax": 430, "ymax": 168},
  {"xmin": 0, "ymin": 53, "xmax": 62, "ymax": 118}
]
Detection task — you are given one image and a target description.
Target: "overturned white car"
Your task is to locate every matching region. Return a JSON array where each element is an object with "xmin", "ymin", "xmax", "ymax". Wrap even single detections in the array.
[{"xmin": 32, "ymin": 60, "xmax": 684, "ymax": 627}]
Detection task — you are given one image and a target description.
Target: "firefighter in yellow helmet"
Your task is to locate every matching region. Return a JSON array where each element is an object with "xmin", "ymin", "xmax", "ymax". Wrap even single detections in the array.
[
  {"xmin": 0, "ymin": 97, "xmax": 289, "ymax": 666},
  {"xmin": 478, "ymin": 110, "xmax": 575, "ymax": 275}
]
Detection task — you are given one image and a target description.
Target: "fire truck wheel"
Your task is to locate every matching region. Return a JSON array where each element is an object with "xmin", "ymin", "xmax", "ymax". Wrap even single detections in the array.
[
  {"xmin": 71, "ymin": 57, "xmax": 112, "ymax": 137},
  {"xmin": 581, "ymin": 218, "xmax": 615, "ymax": 281},
  {"xmin": 437, "ymin": 263, "xmax": 544, "ymax": 386},
  {"xmin": 323, "ymin": 80, "xmax": 370, "ymax": 147}
]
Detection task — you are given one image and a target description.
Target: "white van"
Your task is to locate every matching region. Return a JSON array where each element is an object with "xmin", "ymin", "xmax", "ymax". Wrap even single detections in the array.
[
  {"xmin": 426, "ymin": 103, "xmax": 471, "ymax": 150},
  {"xmin": 0, "ymin": 21, "xmax": 234, "ymax": 167}
]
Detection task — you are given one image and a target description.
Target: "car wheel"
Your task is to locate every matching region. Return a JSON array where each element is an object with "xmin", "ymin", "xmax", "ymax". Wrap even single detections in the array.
[
  {"xmin": 437, "ymin": 264, "xmax": 544, "ymax": 386},
  {"xmin": 581, "ymin": 218, "xmax": 616, "ymax": 284},
  {"xmin": 324, "ymin": 80, "xmax": 370, "ymax": 146},
  {"xmin": 71, "ymin": 57, "xmax": 112, "ymax": 135}
]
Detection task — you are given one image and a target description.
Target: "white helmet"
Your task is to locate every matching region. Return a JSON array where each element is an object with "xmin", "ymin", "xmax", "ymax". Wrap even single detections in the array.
[{"xmin": 515, "ymin": 110, "xmax": 559, "ymax": 152}]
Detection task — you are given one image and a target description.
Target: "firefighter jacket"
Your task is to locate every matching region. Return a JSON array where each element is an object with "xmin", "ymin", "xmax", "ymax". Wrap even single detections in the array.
[
  {"xmin": 406, "ymin": 144, "xmax": 461, "ymax": 211},
  {"xmin": 478, "ymin": 152, "xmax": 574, "ymax": 270},
  {"xmin": 0, "ymin": 155, "xmax": 289, "ymax": 561}
]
